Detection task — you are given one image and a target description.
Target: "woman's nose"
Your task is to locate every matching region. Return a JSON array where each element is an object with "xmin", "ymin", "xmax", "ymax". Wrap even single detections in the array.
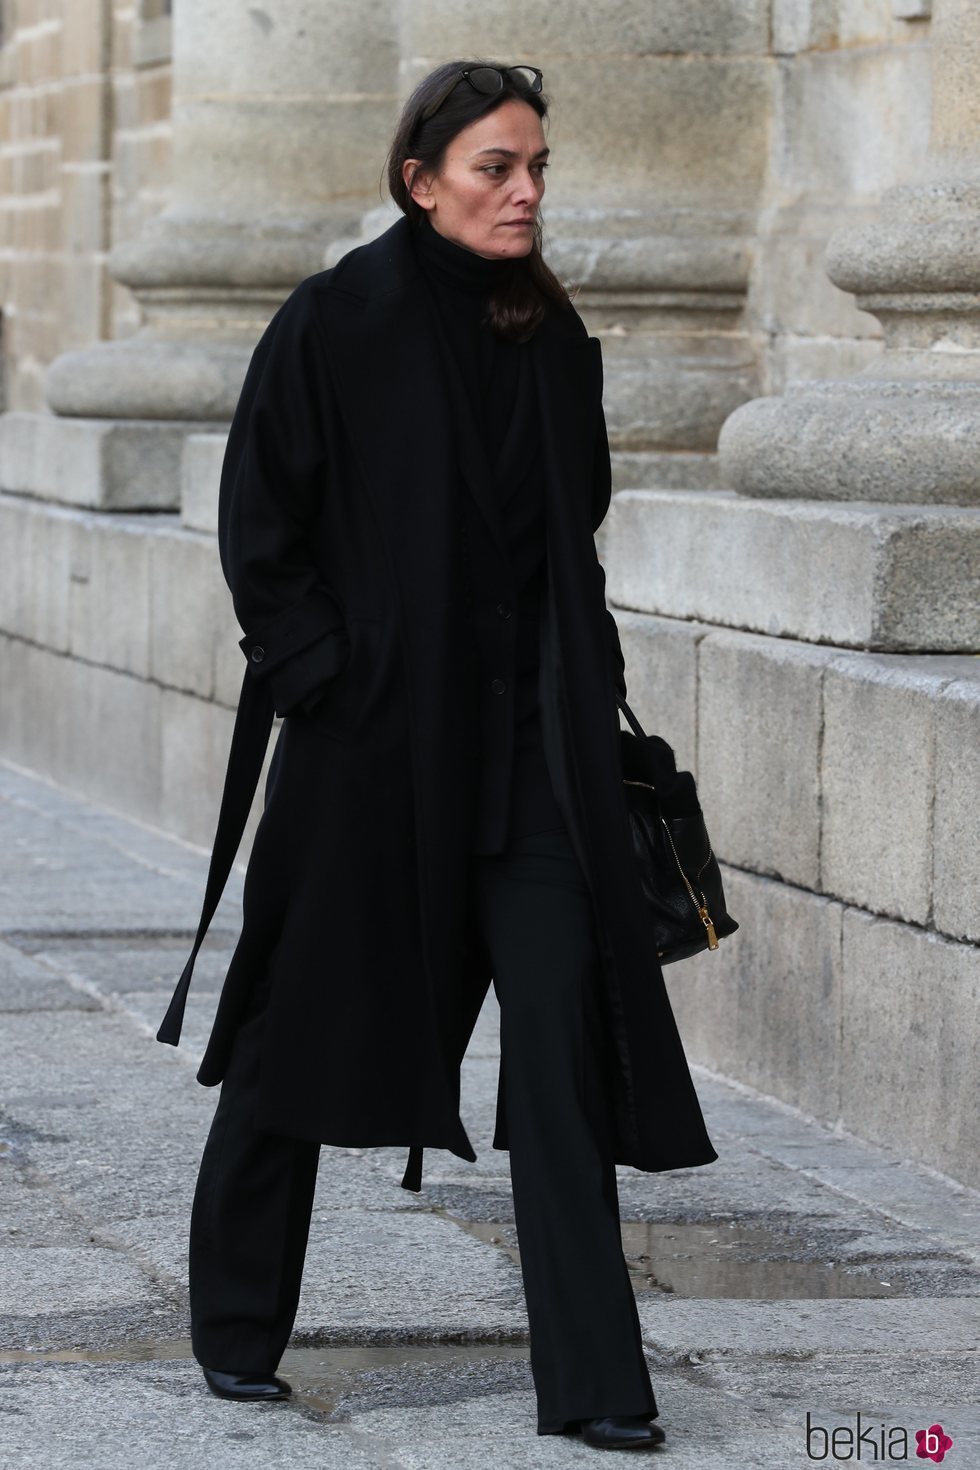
[{"xmin": 511, "ymin": 170, "xmax": 542, "ymax": 203}]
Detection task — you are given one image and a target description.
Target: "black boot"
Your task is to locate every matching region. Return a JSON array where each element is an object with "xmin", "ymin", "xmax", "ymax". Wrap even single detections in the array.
[
  {"xmin": 579, "ymin": 1415, "xmax": 665, "ymax": 1449},
  {"xmin": 201, "ymin": 1367, "xmax": 292, "ymax": 1402}
]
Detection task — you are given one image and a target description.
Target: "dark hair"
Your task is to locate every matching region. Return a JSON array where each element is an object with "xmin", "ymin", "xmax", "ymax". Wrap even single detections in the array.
[{"xmin": 384, "ymin": 59, "xmax": 570, "ymax": 342}]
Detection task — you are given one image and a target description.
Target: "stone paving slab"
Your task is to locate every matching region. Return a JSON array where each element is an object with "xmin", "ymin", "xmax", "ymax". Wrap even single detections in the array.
[
  {"xmin": 637, "ymin": 1296, "xmax": 980, "ymax": 1358},
  {"xmin": 0, "ymin": 936, "xmax": 100, "ymax": 1012},
  {"xmin": 0, "ymin": 1362, "xmax": 384, "ymax": 1470},
  {"xmin": 1, "ymin": 759, "xmax": 979, "ymax": 1468},
  {"xmin": 0, "ymin": 1245, "xmax": 157, "ymax": 1316}
]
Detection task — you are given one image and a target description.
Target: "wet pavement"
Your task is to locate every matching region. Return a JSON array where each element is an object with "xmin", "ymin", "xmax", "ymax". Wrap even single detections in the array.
[{"xmin": 1, "ymin": 758, "xmax": 978, "ymax": 1468}]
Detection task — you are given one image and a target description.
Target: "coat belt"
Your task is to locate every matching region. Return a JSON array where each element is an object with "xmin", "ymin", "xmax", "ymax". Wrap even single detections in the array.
[{"xmin": 157, "ymin": 666, "xmax": 425, "ymax": 1195}]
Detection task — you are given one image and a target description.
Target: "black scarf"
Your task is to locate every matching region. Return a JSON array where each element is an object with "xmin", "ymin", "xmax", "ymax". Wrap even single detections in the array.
[{"xmin": 412, "ymin": 214, "xmax": 526, "ymax": 470}]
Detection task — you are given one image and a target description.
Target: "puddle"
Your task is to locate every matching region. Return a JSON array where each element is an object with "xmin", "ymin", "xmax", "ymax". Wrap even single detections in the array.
[
  {"xmin": 453, "ymin": 1217, "xmax": 898, "ymax": 1299},
  {"xmin": 620, "ymin": 1220, "xmax": 899, "ymax": 1299},
  {"xmin": 0, "ymin": 1340, "xmax": 531, "ymax": 1419}
]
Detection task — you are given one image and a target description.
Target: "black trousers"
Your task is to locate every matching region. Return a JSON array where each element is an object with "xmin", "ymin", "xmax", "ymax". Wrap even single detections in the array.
[{"xmin": 188, "ymin": 824, "xmax": 658, "ymax": 1434}]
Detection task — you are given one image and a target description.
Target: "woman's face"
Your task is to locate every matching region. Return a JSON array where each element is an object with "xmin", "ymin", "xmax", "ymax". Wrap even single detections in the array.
[{"xmin": 404, "ymin": 98, "xmax": 549, "ymax": 260}]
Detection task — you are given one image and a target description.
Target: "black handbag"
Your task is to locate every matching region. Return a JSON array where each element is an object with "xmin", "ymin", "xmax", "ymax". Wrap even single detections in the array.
[{"xmin": 616, "ymin": 693, "xmax": 738, "ymax": 965}]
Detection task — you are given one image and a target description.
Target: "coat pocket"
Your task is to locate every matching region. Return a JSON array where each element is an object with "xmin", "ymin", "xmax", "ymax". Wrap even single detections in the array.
[{"xmin": 298, "ymin": 616, "xmax": 377, "ymax": 744}]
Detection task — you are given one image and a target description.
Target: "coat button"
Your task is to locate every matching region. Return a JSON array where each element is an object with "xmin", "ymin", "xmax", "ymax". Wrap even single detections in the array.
[
  {"xmin": 490, "ymin": 677, "xmax": 506, "ymax": 695},
  {"xmin": 495, "ymin": 602, "xmax": 512, "ymax": 620},
  {"xmin": 251, "ymin": 645, "xmax": 265, "ymax": 663}
]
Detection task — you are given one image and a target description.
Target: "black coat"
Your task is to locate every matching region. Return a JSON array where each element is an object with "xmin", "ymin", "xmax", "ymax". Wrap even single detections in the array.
[{"xmin": 160, "ymin": 216, "xmax": 717, "ymax": 1188}]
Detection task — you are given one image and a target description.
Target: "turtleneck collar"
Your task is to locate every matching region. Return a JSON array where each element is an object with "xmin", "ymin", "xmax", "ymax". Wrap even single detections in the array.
[{"xmin": 413, "ymin": 213, "xmax": 514, "ymax": 297}]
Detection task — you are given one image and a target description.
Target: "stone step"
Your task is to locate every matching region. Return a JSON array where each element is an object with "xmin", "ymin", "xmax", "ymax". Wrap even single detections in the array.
[
  {"xmin": 606, "ymin": 488, "xmax": 980, "ymax": 652},
  {"xmin": 0, "ymin": 412, "xmax": 226, "ymax": 513}
]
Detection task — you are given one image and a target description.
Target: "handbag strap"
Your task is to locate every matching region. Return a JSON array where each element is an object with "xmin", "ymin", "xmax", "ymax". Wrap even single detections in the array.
[
  {"xmin": 156, "ymin": 668, "xmax": 275, "ymax": 1047},
  {"xmin": 616, "ymin": 690, "xmax": 647, "ymax": 742}
]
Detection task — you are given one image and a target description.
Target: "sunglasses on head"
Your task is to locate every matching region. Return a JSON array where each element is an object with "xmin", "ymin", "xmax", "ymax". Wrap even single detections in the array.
[{"xmin": 419, "ymin": 65, "xmax": 544, "ymax": 124}]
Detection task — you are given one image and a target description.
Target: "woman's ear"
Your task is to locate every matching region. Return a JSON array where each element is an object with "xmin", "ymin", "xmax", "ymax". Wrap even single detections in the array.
[{"xmin": 403, "ymin": 158, "xmax": 435, "ymax": 211}]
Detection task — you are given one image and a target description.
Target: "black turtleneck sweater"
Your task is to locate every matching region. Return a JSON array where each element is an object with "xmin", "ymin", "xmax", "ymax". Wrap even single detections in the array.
[{"xmin": 412, "ymin": 215, "xmax": 565, "ymax": 854}]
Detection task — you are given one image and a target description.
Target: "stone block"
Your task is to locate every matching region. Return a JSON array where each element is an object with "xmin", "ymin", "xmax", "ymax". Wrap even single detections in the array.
[
  {"xmin": 59, "ymin": 76, "xmax": 110, "ymax": 164},
  {"xmin": 821, "ymin": 656, "xmax": 951, "ymax": 926},
  {"xmin": 159, "ymin": 689, "xmax": 238, "ymax": 850},
  {"xmin": 54, "ymin": 254, "xmax": 107, "ymax": 352},
  {"xmin": 0, "ymin": 412, "xmax": 186, "ymax": 511},
  {"xmin": 663, "ymin": 867, "xmax": 844, "ymax": 1119},
  {"xmin": 772, "ymin": 0, "xmax": 839, "ymax": 53},
  {"xmin": 61, "ymin": 0, "xmax": 109, "ymax": 76},
  {"xmin": 180, "ymin": 430, "xmax": 226, "ymax": 534},
  {"xmin": 148, "ymin": 528, "xmax": 224, "ymax": 698},
  {"xmin": 404, "ymin": 1, "xmax": 771, "ymax": 59},
  {"xmin": 933, "ymin": 676, "xmax": 980, "ymax": 944},
  {"xmin": 767, "ymin": 335, "xmax": 884, "ymax": 396},
  {"xmin": 175, "ymin": 97, "xmax": 388, "ymax": 220},
  {"xmin": 160, "ymin": 687, "xmax": 277, "ymax": 853},
  {"xmin": 770, "ymin": 44, "xmax": 931, "ymax": 197},
  {"xmin": 540, "ymin": 56, "xmax": 770, "ymax": 211},
  {"xmin": 841, "ymin": 909, "xmax": 980, "ymax": 1187},
  {"xmin": 59, "ymin": 163, "xmax": 107, "ymax": 256},
  {"xmin": 68, "ymin": 515, "xmax": 152, "ymax": 679},
  {"xmin": 212, "ymin": 596, "xmax": 247, "ymax": 709},
  {"xmin": 698, "ymin": 630, "xmax": 828, "ymax": 888},
  {"xmin": 181, "ymin": 0, "xmax": 397, "ymax": 97},
  {"xmin": 0, "ymin": 494, "xmax": 71, "ymax": 651},
  {"xmin": 603, "ymin": 356, "xmax": 759, "ymax": 453},
  {"xmin": 749, "ymin": 204, "xmax": 883, "ymax": 344},
  {"xmin": 610, "ymin": 451, "xmax": 722, "ymax": 493},
  {"xmin": 603, "ymin": 489, "xmax": 980, "ymax": 653},
  {"xmin": 612, "ymin": 610, "xmax": 705, "ymax": 775},
  {"xmin": 0, "ymin": 635, "xmax": 164, "ymax": 825}
]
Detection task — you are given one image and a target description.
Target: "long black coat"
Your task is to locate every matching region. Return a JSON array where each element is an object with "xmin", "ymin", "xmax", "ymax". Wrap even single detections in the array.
[{"xmin": 161, "ymin": 216, "xmax": 717, "ymax": 1187}]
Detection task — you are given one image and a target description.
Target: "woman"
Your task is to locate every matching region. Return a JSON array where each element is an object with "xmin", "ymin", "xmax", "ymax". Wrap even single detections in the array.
[{"xmin": 159, "ymin": 59, "xmax": 718, "ymax": 1451}]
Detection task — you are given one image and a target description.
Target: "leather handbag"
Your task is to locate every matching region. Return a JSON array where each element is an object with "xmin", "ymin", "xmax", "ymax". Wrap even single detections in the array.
[{"xmin": 616, "ymin": 693, "xmax": 738, "ymax": 965}]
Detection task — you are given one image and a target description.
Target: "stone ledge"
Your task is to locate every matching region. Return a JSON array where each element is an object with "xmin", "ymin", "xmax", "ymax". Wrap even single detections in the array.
[
  {"xmin": 605, "ymin": 488, "xmax": 980, "ymax": 651},
  {"xmin": 0, "ymin": 412, "xmax": 226, "ymax": 512}
]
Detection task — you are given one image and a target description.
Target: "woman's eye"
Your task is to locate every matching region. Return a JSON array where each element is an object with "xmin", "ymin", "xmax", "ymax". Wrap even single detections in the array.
[{"xmin": 481, "ymin": 162, "xmax": 549, "ymax": 178}]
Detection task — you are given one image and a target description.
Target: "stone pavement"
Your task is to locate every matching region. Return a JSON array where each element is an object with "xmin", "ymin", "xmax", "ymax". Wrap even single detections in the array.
[{"xmin": 1, "ymin": 759, "xmax": 977, "ymax": 1470}]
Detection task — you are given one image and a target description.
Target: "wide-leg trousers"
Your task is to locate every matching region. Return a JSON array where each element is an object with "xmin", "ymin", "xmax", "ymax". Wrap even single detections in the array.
[{"xmin": 188, "ymin": 823, "xmax": 658, "ymax": 1434}]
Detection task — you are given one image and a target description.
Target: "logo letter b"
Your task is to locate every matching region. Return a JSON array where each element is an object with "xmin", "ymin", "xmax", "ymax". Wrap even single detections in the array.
[{"xmin": 806, "ymin": 1413, "xmax": 829, "ymax": 1460}]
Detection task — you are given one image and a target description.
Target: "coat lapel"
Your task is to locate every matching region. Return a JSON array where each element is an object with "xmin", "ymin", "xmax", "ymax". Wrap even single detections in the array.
[{"xmin": 530, "ymin": 310, "xmax": 605, "ymax": 532}]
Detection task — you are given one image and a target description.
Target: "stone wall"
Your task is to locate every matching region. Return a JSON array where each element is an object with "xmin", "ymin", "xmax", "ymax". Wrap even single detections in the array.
[
  {"xmin": 0, "ymin": 1, "xmax": 173, "ymax": 411},
  {"xmin": 0, "ymin": 1, "xmax": 976, "ymax": 1187}
]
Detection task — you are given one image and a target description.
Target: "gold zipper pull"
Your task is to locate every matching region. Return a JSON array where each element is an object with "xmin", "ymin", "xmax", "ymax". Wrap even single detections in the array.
[{"xmin": 699, "ymin": 906, "xmax": 719, "ymax": 950}]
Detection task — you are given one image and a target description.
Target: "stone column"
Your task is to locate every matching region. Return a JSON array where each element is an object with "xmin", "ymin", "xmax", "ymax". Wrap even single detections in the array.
[
  {"xmin": 0, "ymin": 0, "xmax": 397, "ymax": 513},
  {"xmin": 385, "ymin": 1, "xmax": 772, "ymax": 493},
  {"xmin": 706, "ymin": 0, "xmax": 980, "ymax": 649}
]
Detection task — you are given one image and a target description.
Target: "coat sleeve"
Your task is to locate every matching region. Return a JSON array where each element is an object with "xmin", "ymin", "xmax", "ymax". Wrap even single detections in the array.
[
  {"xmin": 217, "ymin": 278, "xmax": 349, "ymax": 717},
  {"xmin": 589, "ymin": 403, "xmax": 628, "ymax": 703}
]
